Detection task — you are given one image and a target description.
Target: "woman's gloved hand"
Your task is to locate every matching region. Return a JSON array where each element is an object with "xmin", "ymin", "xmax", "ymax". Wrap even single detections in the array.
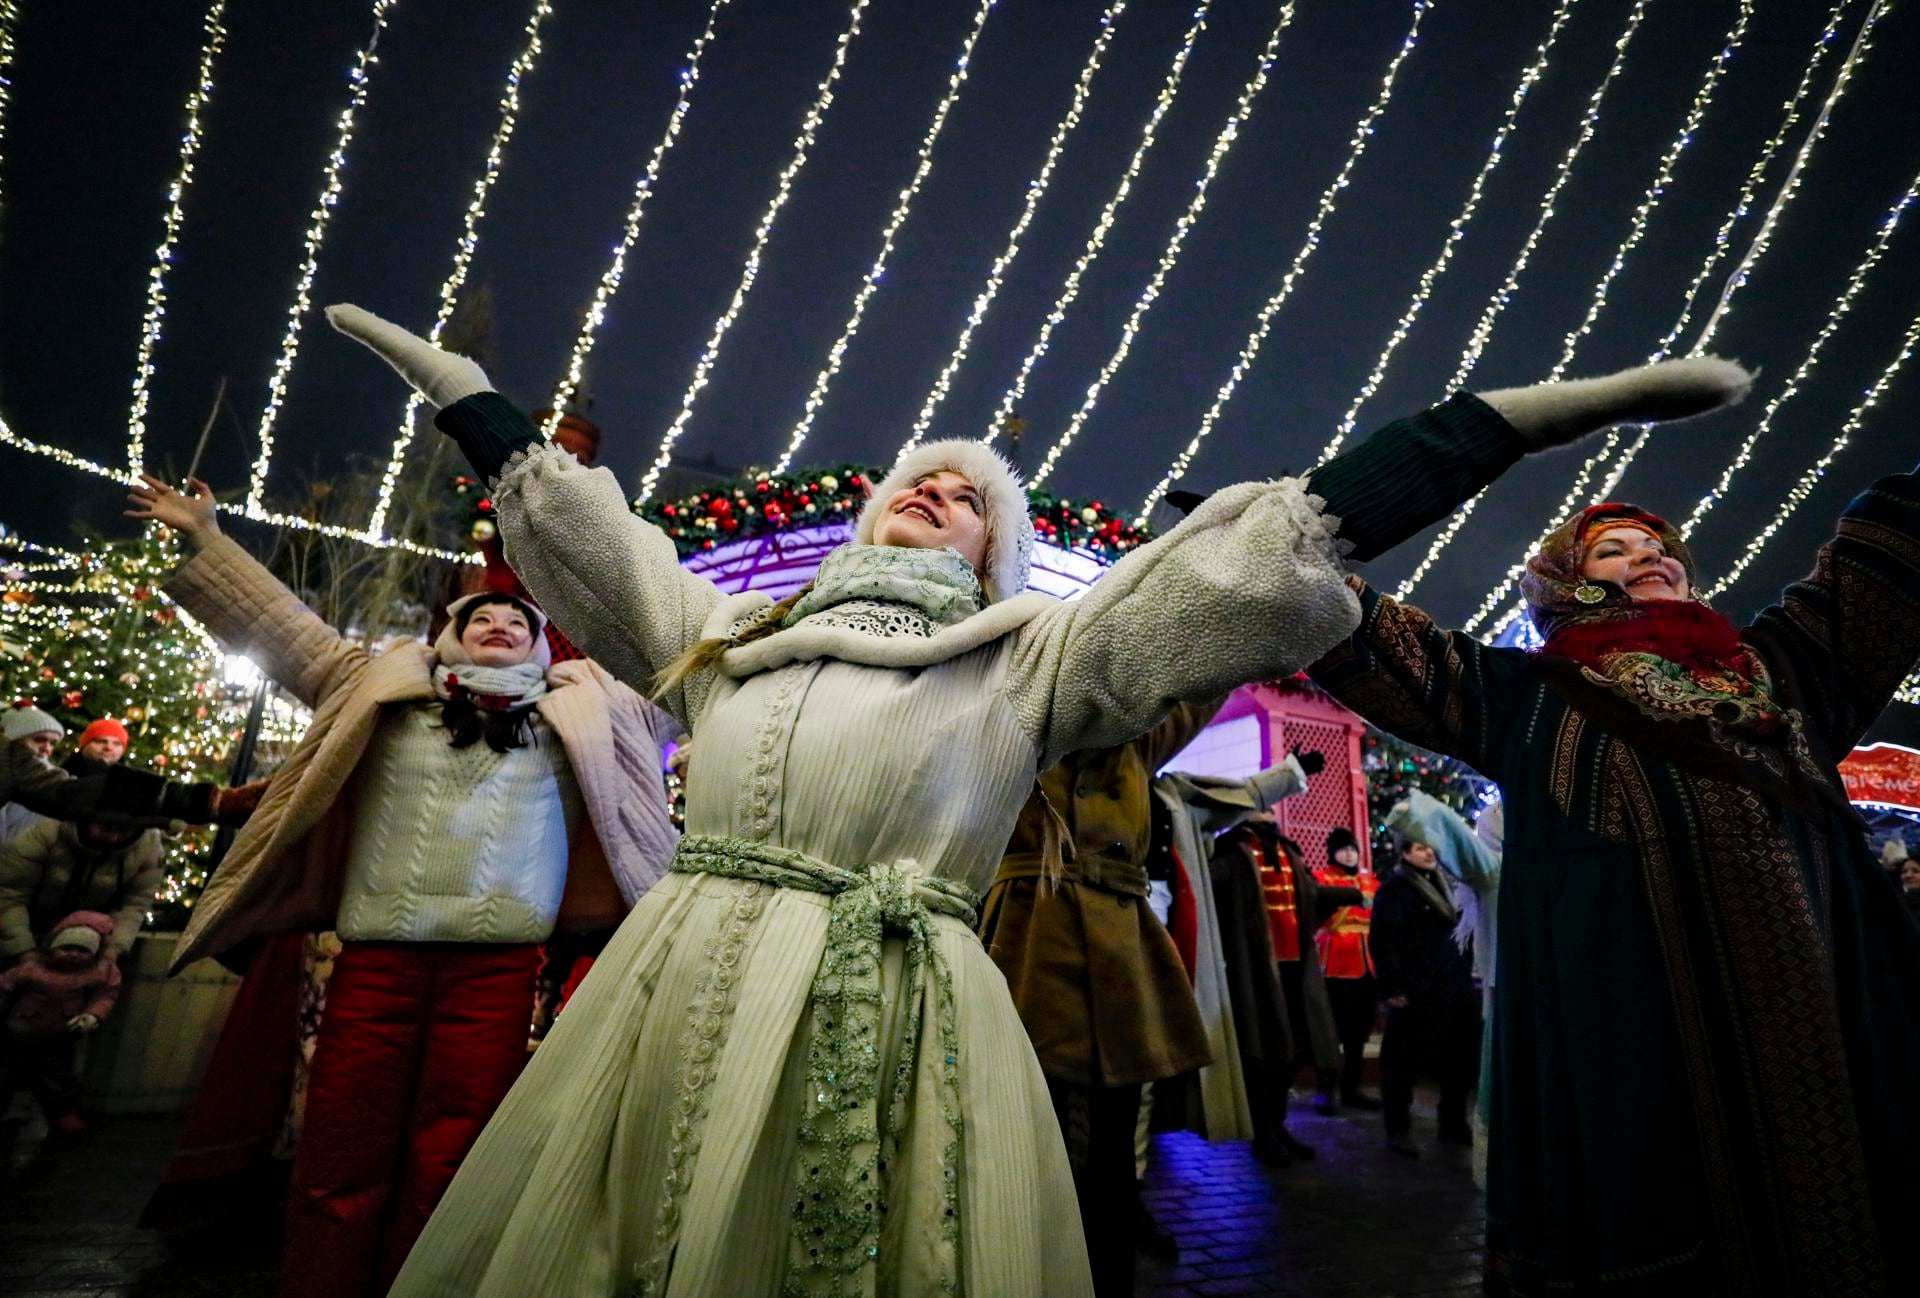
[{"xmin": 326, "ymin": 304, "xmax": 494, "ymax": 409}]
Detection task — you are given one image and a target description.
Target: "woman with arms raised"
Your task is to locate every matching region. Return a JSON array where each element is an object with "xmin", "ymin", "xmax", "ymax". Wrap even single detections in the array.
[
  {"xmin": 327, "ymin": 304, "xmax": 1746, "ymax": 1298},
  {"xmin": 1312, "ymin": 442, "xmax": 1920, "ymax": 1293}
]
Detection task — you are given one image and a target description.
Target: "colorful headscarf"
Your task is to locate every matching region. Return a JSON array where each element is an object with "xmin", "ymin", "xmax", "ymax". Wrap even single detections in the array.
[{"xmin": 1521, "ymin": 502, "xmax": 1785, "ymax": 737}]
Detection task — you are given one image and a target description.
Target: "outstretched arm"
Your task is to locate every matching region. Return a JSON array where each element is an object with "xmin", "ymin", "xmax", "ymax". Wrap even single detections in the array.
[
  {"xmin": 1743, "ymin": 464, "xmax": 1920, "ymax": 759},
  {"xmin": 326, "ymin": 306, "xmax": 725, "ymax": 726},
  {"xmin": 1010, "ymin": 361, "xmax": 1750, "ymax": 767}
]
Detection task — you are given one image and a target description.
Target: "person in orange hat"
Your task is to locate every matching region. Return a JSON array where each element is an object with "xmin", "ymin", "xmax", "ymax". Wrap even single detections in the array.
[{"xmin": 73, "ymin": 719, "xmax": 128, "ymax": 766}]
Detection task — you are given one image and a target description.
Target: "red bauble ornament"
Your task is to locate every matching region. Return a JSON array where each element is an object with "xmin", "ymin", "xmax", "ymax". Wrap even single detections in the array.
[
  {"xmin": 132, "ymin": 587, "xmax": 151, "ymax": 602},
  {"xmin": 720, "ymin": 517, "xmax": 739, "ymax": 533},
  {"xmin": 61, "ymin": 690, "xmax": 82, "ymax": 708},
  {"xmin": 710, "ymin": 498, "xmax": 733, "ymax": 517}
]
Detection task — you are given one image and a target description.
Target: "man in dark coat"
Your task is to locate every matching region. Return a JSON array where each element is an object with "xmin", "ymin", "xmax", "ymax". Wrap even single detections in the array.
[
  {"xmin": 1210, "ymin": 764, "xmax": 1357, "ymax": 1165},
  {"xmin": 1370, "ymin": 831, "xmax": 1480, "ymax": 1157}
]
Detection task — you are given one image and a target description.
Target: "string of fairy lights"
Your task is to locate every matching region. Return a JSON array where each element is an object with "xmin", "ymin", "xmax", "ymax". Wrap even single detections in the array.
[
  {"xmin": 1313, "ymin": 0, "xmax": 1584, "ymax": 466},
  {"xmin": 1395, "ymin": 0, "xmax": 1754, "ymax": 601},
  {"xmin": 124, "ymin": 0, "xmax": 229, "ymax": 475},
  {"xmin": 243, "ymin": 0, "xmax": 400, "ymax": 516},
  {"xmin": 972, "ymin": 0, "xmax": 1218, "ymax": 454},
  {"xmin": 1682, "ymin": 169, "xmax": 1920, "ymax": 540},
  {"xmin": 634, "ymin": 0, "xmax": 874, "ymax": 505},
  {"xmin": 1574, "ymin": 0, "xmax": 1889, "ymax": 510},
  {"xmin": 1383, "ymin": 0, "xmax": 1651, "ymax": 596},
  {"xmin": 364, "ymin": 0, "xmax": 554, "ymax": 541},
  {"xmin": 1462, "ymin": 0, "xmax": 1859, "ymax": 638},
  {"xmin": 876, "ymin": 0, "xmax": 1130, "ymax": 458},
  {"xmin": 1026, "ymin": 0, "xmax": 1299, "ymax": 488},
  {"xmin": 540, "ymin": 0, "xmax": 734, "ymax": 441},
  {"xmin": 1704, "ymin": 305, "xmax": 1920, "ymax": 600},
  {"xmin": 1132, "ymin": 0, "xmax": 1433, "ymax": 526},
  {"xmin": 1476, "ymin": 137, "xmax": 1910, "ymax": 642},
  {"xmin": 765, "ymin": 0, "xmax": 1001, "ymax": 476},
  {"xmin": 0, "ymin": 0, "xmax": 16, "ymax": 211},
  {"xmin": 0, "ymin": 406, "xmax": 474, "ymax": 561}
]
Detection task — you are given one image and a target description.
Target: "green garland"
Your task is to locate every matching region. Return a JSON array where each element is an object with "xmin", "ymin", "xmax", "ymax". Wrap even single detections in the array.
[{"xmin": 454, "ymin": 465, "xmax": 1156, "ymax": 565}]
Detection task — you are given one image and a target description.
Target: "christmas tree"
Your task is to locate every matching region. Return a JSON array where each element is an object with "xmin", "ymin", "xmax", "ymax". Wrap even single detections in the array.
[
  {"xmin": 0, "ymin": 527, "xmax": 261, "ymax": 928},
  {"xmin": 1361, "ymin": 726, "xmax": 1494, "ymax": 866}
]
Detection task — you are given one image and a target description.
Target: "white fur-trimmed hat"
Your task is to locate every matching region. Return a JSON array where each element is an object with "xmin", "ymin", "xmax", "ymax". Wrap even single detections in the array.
[{"xmin": 855, "ymin": 439, "xmax": 1034, "ymax": 599}]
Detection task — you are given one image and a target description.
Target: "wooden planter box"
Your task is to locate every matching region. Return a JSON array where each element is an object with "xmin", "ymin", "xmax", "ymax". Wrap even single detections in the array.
[{"xmin": 80, "ymin": 931, "xmax": 241, "ymax": 1115}]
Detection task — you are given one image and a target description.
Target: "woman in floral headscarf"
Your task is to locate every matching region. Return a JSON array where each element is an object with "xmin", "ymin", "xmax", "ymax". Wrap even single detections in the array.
[{"xmin": 1312, "ymin": 476, "xmax": 1920, "ymax": 1295}]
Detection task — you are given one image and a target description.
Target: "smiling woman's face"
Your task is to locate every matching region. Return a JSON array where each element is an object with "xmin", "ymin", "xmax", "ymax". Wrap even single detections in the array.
[
  {"xmin": 872, "ymin": 470, "xmax": 989, "ymax": 572},
  {"xmin": 459, "ymin": 601, "xmax": 536, "ymax": 667},
  {"xmin": 1580, "ymin": 525, "xmax": 1691, "ymax": 602}
]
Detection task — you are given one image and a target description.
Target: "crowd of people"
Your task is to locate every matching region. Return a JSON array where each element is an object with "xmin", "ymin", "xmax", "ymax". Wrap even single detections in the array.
[{"xmin": 0, "ymin": 299, "xmax": 1916, "ymax": 1298}]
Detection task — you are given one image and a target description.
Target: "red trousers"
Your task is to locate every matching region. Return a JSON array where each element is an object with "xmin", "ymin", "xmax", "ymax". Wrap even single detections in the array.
[{"xmin": 279, "ymin": 940, "xmax": 538, "ymax": 1298}]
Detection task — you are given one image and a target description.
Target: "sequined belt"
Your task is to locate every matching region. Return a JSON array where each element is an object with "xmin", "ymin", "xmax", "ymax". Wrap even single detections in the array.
[{"xmin": 671, "ymin": 834, "xmax": 977, "ymax": 1296}]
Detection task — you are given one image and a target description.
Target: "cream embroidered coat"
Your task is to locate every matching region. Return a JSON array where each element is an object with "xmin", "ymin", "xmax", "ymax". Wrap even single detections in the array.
[
  {"xmin": 163, "ymin": 534, "xmax": 680, "ymax": 969},
  {"xmin": 390, "ymin": 442, "xmax": 1359, "ymax": 1298}
]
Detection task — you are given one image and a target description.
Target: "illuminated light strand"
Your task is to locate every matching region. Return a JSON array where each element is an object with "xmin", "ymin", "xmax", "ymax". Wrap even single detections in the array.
[
  {"xmin": 1680, "ymin": 168, "xmax": 1920, "ymax": 540},
  {"xmin": 1312, "ymin": 0, "xmax": 1583, "ymax": 465},
  {"xmin": 542, "ymin": 0, "xmax": 732, "ymax": 440},
  {"xmin": 973, "ymin": 0, "xmax": 1218, "ymax": 452},
  {"xmin": 0, "ymin": 410, "xmax": 476, "ymax": 562},
  {"xmin": 1705, "ymin": 306, "xmax": 1920, "ymax": 600},
  {"xmin": 1536, "ymin": 0, "xmax": 1881, "ymax": 529},
  {"xmin": 125, "ymin": 0, "xmax": 229, "ymax": 474},
  {"xmin": 243, "ymin": 0, "xmax": 401, "ymax": 516},
  {"xmin": 1457, "ymin": 0, "xmax": 1809, "ymax": 635},
  {"xmin": 0, "ymin": 1, "xmax": 19, "ymax": 213},
  {"xmin": 1132, "ymin": 0, "xmax": 1433, "ymax": 525},
  {"xmin": 634, "ymin": 0, "xmax": 874, "ymax": 504},
  {"xmin": 1027, "ymin": 1, "xmax": 1299, "ymax": 489},
  {"xmin": 365, "ymin": 0, "xmax": 555, "ymax": 540},
  {"xmin": 1478, "ymin": 153, "xmax": 1916, "ymax": 641},
  {"xmin": 1397, "ymin": 0, "xmax": 1697, "ymax": 599},
  {"xmin": 884, "ymin": 0, "xmax": 1130, "ymax": 458},
  {"xmin": 767, "ymin": 0, "xmax": 1002, "ymax": 475}
]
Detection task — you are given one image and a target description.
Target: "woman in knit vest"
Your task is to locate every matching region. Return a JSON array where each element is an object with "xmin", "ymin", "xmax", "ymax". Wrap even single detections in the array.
[
  {"xmin": 124, "ymin": 478, "xmax": 681, "ymax": 1298},
  {"xmin": 326, "ymin": 303, "xmax": 1748, "ymax": 1298}
]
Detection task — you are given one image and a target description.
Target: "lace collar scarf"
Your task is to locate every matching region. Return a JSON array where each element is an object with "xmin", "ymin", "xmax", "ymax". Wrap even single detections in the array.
[{"xmin": 779, "ymin": 543, "xmax": 983, "ymax": 640}]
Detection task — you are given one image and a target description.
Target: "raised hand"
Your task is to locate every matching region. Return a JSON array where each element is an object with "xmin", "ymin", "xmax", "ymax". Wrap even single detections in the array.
[
  {"xmin": 125, "ymin": 474, "xmax": 220, "ymax": 547},
  {"xmin": 326, "ymin": 304, "xmax": 493, "ymax": 409},
  {"xmin": 1478, "ymin": 356, "xmax": 1752, "ymax": 448}
]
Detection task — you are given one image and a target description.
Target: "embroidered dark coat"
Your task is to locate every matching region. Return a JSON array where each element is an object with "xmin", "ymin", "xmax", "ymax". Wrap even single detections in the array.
[{"xmin": 1312, "ymin": 473, "xmax": 1920, "ymax": 1296}]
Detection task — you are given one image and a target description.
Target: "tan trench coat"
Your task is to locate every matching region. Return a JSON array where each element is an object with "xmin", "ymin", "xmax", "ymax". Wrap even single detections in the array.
[
  {"xmin": 977, "ymin": 700, "xmax": 1221, "ymax": 1087},
  {"xmin": 164, "ymin": 534, "xmax": 680, "ymax": 972}
]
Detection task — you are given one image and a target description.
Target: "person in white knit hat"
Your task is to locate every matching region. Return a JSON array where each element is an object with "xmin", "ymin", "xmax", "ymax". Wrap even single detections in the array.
[
  {"xmin": 123, "ymin": 475, "xmax": 682, "ymax": 1298},
  {"xmin": 1, "ymin": 708, "xmax": 63, "ymax": 843},
  {"xmin": 323, "ymin": 301, "xmax": 1749, "ymax": 1298}
]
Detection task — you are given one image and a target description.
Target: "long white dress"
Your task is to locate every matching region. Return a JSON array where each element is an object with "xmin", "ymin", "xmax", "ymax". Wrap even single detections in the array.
[{"xmin": 390, "ymin": 441, "xmax": 1359, "ymax": 1298}]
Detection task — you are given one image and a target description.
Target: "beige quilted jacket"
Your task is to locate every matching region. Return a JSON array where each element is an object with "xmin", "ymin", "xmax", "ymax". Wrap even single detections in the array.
[{"xmin": 163, "ymin": 533, "xmax": 680, "ymax": 971}]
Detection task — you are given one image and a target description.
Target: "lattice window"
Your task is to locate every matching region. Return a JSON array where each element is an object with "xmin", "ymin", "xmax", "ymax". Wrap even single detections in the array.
[{"xmin": 1273, "ymin": 717, "xmax": 1358, "ymax": 872}]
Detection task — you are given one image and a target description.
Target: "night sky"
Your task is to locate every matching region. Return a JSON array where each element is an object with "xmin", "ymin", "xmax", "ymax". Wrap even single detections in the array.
[{"xmin": 2, "ymin": 0, "xmax": 1917, "ymax": 632}]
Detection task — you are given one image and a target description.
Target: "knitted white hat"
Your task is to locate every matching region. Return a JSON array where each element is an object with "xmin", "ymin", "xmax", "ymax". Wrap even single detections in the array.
[
  {"xmin": 435, "ymin": 591, "xmax": 552, "ymax": 670},
  {"xmin": 855, "ymin": 440, "xmax": 1034, "ymax": 599},
  {"xmin": 4, "ymin": 705, "xmax": 63, "ymax": 743}
]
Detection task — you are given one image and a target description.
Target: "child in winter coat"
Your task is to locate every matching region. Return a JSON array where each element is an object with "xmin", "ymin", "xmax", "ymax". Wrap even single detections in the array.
[{"xmin": 0, "ymin": 911, "xmax": 121, "ymax": 1133}]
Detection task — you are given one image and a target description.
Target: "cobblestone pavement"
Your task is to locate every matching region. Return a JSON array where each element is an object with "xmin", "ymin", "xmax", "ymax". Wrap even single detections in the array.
[
  {"xmin": 1, "ymin": 1094, "xmax": 1482, "ymax": 1297},
  {"xmin": 1137, "ymin": 1100, "xmax": 1486, "ymax": 1298}
]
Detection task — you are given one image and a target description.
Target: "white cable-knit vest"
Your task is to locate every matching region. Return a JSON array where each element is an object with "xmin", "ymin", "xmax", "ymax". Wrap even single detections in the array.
[{"xmin": 335, "ymin": 703, "xmax": 582, "ymax": 944}]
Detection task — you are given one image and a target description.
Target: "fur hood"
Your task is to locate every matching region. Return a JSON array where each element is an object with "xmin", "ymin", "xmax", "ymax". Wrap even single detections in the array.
[{"xmin": 856, "ymin": 439, "xmax": 1034, "ymax": 599}]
